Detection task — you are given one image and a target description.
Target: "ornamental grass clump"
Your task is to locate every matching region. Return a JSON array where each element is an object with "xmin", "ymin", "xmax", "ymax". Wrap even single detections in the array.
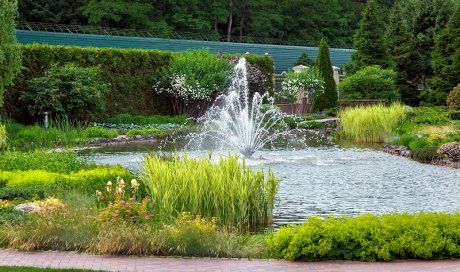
[
  {"xmin": 143, "ymin": 153, "xmax": 278, "ymax": 233},
  {"xmin": 339, "ymin": 103, "xmax": 406, "ymax": 142}
]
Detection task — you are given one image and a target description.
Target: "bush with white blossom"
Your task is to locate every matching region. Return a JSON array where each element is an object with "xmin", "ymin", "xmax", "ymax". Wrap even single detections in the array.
[
  {"xmin": 153, "ymin": 50, "xmax": 232, "ymax": 116},
  {"xmin": 279, "ymin": 68, "xmax": 325, "ymax": 103}
]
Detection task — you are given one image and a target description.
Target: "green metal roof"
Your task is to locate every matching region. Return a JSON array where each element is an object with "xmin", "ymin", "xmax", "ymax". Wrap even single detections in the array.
[{"xmin": 16, "ymin": 30, "xmax": 355, "ymax": 74}]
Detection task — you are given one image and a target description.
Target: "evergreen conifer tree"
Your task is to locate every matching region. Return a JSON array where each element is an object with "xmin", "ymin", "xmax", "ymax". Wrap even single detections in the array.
[
  {"xmin": 386, "ymin": 0, "xmax": 419, "ymax": 106},
  {"xmin": 430, "ymin": 4, "xmax": 460, "ymax": 105},
  {"xmin": 0, "ymin": 0, "xmax": 22, "ymax": 108},
  {"xmin": 314, "ymin": 37, "xmax": 337, "ymax": 111},
  {"xmin": 346, "ymin": 0, "xmax": 392, "ymax": 74},
  {"xmin": 294, "ymin": 52, "xmax": 315, "ymax": 67}
]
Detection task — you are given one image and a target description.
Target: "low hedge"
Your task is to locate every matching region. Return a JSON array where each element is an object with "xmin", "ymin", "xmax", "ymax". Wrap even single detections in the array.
[
  {"xmin": 270, "ymin": 213, "xmax": 460, "ymax": 261},
  {"xmin": 5, "ymin": 44, "xmax": 274, "ymax": 123},
  {"xmin": 0, "ymin": 166, "xmax": 136, "ymax": 198}
]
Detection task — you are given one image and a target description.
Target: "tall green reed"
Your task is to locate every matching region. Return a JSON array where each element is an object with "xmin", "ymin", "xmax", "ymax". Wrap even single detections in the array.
[
  {"xmin": 339, "ymin": 103, "xmax": 406, "ymax": 143},
  {"xmin": 143, "ymin": 153, "xmax": 279, "ymax": 233}
]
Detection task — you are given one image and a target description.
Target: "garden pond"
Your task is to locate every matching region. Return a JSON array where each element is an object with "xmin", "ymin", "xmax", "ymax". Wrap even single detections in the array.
[{"xmin": 78, "ymin": 133, "xmax": 460, "ymax": 227}]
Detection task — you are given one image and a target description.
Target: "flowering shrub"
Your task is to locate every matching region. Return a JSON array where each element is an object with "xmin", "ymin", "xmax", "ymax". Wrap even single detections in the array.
[
  {"xmin": 97, "ymin": 178, "xmax": 153, "ymax": 224},
  {"xmin": 280, "ymin": 68, "xmax": 324, "ymax": 103},
  {"xmin": 32, "ymin": 197, "xmax": 65, "ymax": 211},
  {"xmin": 153, "ymin": 50, "xmax": 232, "ymax": 116}
]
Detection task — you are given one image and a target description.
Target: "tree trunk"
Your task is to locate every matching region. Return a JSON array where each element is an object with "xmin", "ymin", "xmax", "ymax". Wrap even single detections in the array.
[{"xmin": 227, "ymin": 0, "xmax": 233, "ymax": 42}]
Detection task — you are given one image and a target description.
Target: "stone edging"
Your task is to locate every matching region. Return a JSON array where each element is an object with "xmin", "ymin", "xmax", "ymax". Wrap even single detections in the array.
[{"xmin": 383, "ymin": 144, "xmax": 460, "ymax": 169}]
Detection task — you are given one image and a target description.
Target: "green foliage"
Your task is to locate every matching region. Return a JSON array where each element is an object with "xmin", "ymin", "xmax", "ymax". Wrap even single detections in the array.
[
  {"xmin": 83, "ymin": 0, "xmax": 158, "ymax": 31},
  {"xmin": 280, "ymin": 68, "xmax": 324, "ymax": 103},
  {"xmin": 447, "ymin": 84, "xmax": 460, "ymax": 110},
  {"xmin": 107, "ymin": 113, "xmax": 189, "ymax": 125},
  {"xmin": 430, "ymin": 5, "xmax": 460, "ymax": 104},
  {"xmin": 401, "ymin": 0, "xmax": 453, "ymax": 98},
  {"xmin": 5, "ymin": 44, "xmax": 173, "ymax": 121},
  {"xmin": 412, "ymin": 107, "xmax": 451, "ymax": 125},
  {"xmin": 297, "ymin": 121, "xmax": 325, "ymax": 130},
  {"xmin": 408, "ymin": 138, "xmax": 429, "ymax": 150},
  {"xmin": 386, "ymin": 0, "xmax": 420, "ymax": 106},
  {"xmin": 81, "ymin": 126, "xmax": 118, "ymax": 139},
  {"xmin": 126, "ymin": 128, "xmax": 165, "ymax": 137},
  {"xmin": 143, "ymin": 153, "xmax": 279, "ymax": 232},
  {"xmin": 449, "ymin": 110, "xmax": 460, "ymax": 120},
  {"xmin": 339, "ymin": 66, "xmax": 400, "ymax": 102},
  {"xmin": 294, "ymin": 52, "xmax": 315, "ymax": 67},
  {"xmin": 161, "ymin": 213, "xmax": 229, "ymax": 257},
  {"xmin": 339, "ymin": 103, "xmax": 406, "ymax": 142},
  {"xmin": 0, "ymin": 166, "xmax": 132, "ymax": 198},
  {"xmin": 398, "ymin": 134, "xmax": 418, "ymax": 147},
  {"xmin": 22, "ymin": 63, "xmax": 107, "ymax": 120},
  {"xmin": 0, "ymin": 124, "xmax": 6, "ymax": 149},
  {"xmin": 1, "ymin": 201, "xmax": 98, "ymax": 251},
  {"xmin": 270, "ymin": 213, "xmax": 460, "ymax": 261},
  {"xmin": 0, "ymin": 0, "xmax": 22, "ymax": 108},
  {"xmin": 411, "ymin": 145, "xmax": 441, "ymax": 162},
  {"xmin": 347, "ymin": 0, "xmax": 392, "ymax": 74},
  {"xmin": 314, "ymin": 37, "xmax": 338, "ymax": 111},
  {"xmin": 244, "ymin": 54, "xmax": 275, "ymax": 92},
  {"xmin": 0, "ymin": 150, "xmax": 95, "ymax": 173},
  {"xmin": 5, "ymin": 45, "xmax": 272, "ymax": 122},
  {"xmin": 153, "ymin": 50, "xmax": 232, "ymax": 116}
]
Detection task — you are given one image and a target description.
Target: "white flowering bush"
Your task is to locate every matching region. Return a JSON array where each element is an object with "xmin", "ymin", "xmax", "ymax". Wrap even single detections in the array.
[
  {"xmin": 279, "ymin": 68, "xmax": 325, "ymax": 103},
  {"xmin": 153, "ymin": 50, "xmax": 232, "ymax": 117}
]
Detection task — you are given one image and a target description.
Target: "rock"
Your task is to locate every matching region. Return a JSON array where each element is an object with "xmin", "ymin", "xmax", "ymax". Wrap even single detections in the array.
[
  {"xmin": 14, "ymin": 203, "xmax": 43, "ymax": 212},
  {"xmin": 134, "ymin": 135, "xmax": 142, "ymax": 140}
]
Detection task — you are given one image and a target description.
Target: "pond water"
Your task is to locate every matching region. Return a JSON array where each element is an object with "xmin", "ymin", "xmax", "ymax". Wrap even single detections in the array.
[{"xmin": 78, "ymin": 134, "xmax": 460, "ymax": 227}]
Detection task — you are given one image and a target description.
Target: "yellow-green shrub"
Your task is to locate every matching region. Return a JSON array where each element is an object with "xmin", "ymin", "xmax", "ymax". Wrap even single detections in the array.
[
  {"xmin": 0, "ymin": 124, "xmax": 6, "ymax": 149},
  {"xmin": 339, "ymin": 103, "xmax": 406, "ymax": 142},
  {"xmin": 143, "ymin": 154, "xmax": 278, "ymax": 232},
  {"xmin": 270, "ymin": 213, "xmax": 460, "ymax": 261},
  {"xmin": 0, "ymin": 166, "xmax": 132, "ymax": 197}
]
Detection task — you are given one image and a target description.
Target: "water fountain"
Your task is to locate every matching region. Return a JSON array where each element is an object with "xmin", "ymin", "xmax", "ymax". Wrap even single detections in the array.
[
  {"xmin": 79, "ymin": 59, "xmax": 460, "ymax": 227},
  {"xmin": 194, "ymin": 58, "xmax": 285, "ymax": 157}
]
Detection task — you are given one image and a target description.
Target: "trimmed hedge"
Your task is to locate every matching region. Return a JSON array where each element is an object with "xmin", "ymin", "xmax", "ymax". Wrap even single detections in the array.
[
  {"xmin": 270, "ymin": 213, "xmax": 460, "ymax": 261},
  {"xmin": 4, "ymin": 44, "xmax": 274, "ymax": 122}
]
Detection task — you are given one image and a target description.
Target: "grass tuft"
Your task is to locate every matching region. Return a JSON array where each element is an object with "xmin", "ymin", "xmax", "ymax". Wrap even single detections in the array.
[{"xmin": 339, "ymin": 103, "xmax": 406, "ymax": 143}]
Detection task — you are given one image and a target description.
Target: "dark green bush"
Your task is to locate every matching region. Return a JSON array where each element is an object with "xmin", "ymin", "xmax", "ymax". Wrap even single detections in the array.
[
  {"xmin": 0, "ymin": 185, "xmax": 56, "ymax": 200},
  {"xmin": 448, "ymin": 110, "xmax": 460, "ymax": 120},
  {"xmin": 297, "ymin": 121, "xmax": 325, "ymax": 129},
  {"xmin": 21, "ymin": 63, "xmax": 107, "ymax": 121},
  {"xmin": 338, "ymin": 66, "xmax": 400, "ymax": 102},
  {"xmin": 107, "ymin": 113, "xmax": 189, "ymax": 125},
  {"xmin": 412, "ymin": 107, "xmax": 451, "ymax": 125},
  {"xmin": 411, "ymin": 145, "xmax": 441, "ymax": 162},
  {"xmin": 4, "ymin": 44, "xmax": 273, "ymax": 123},
  {"xmin": 398, "ymin": 134, "xmax": 418, "ymax": 147},
  {"xmin": 126, "ymin": 128, "xmax": 165, "ymax": 137},
  {"xmin": 270, "ymin": 213, "xmax": 460, "ymax": 261}
]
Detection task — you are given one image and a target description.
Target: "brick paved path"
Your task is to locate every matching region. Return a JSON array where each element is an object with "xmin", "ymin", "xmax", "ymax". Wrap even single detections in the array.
[{"xmin": 1, "ymin": 249, "xmax": 460, "ymax": 272}]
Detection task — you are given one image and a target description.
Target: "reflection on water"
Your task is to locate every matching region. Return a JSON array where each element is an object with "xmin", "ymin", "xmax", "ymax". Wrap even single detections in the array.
[{"xmin": 78, "ymin": 134, "xmax": 460, "ymax": 227}]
